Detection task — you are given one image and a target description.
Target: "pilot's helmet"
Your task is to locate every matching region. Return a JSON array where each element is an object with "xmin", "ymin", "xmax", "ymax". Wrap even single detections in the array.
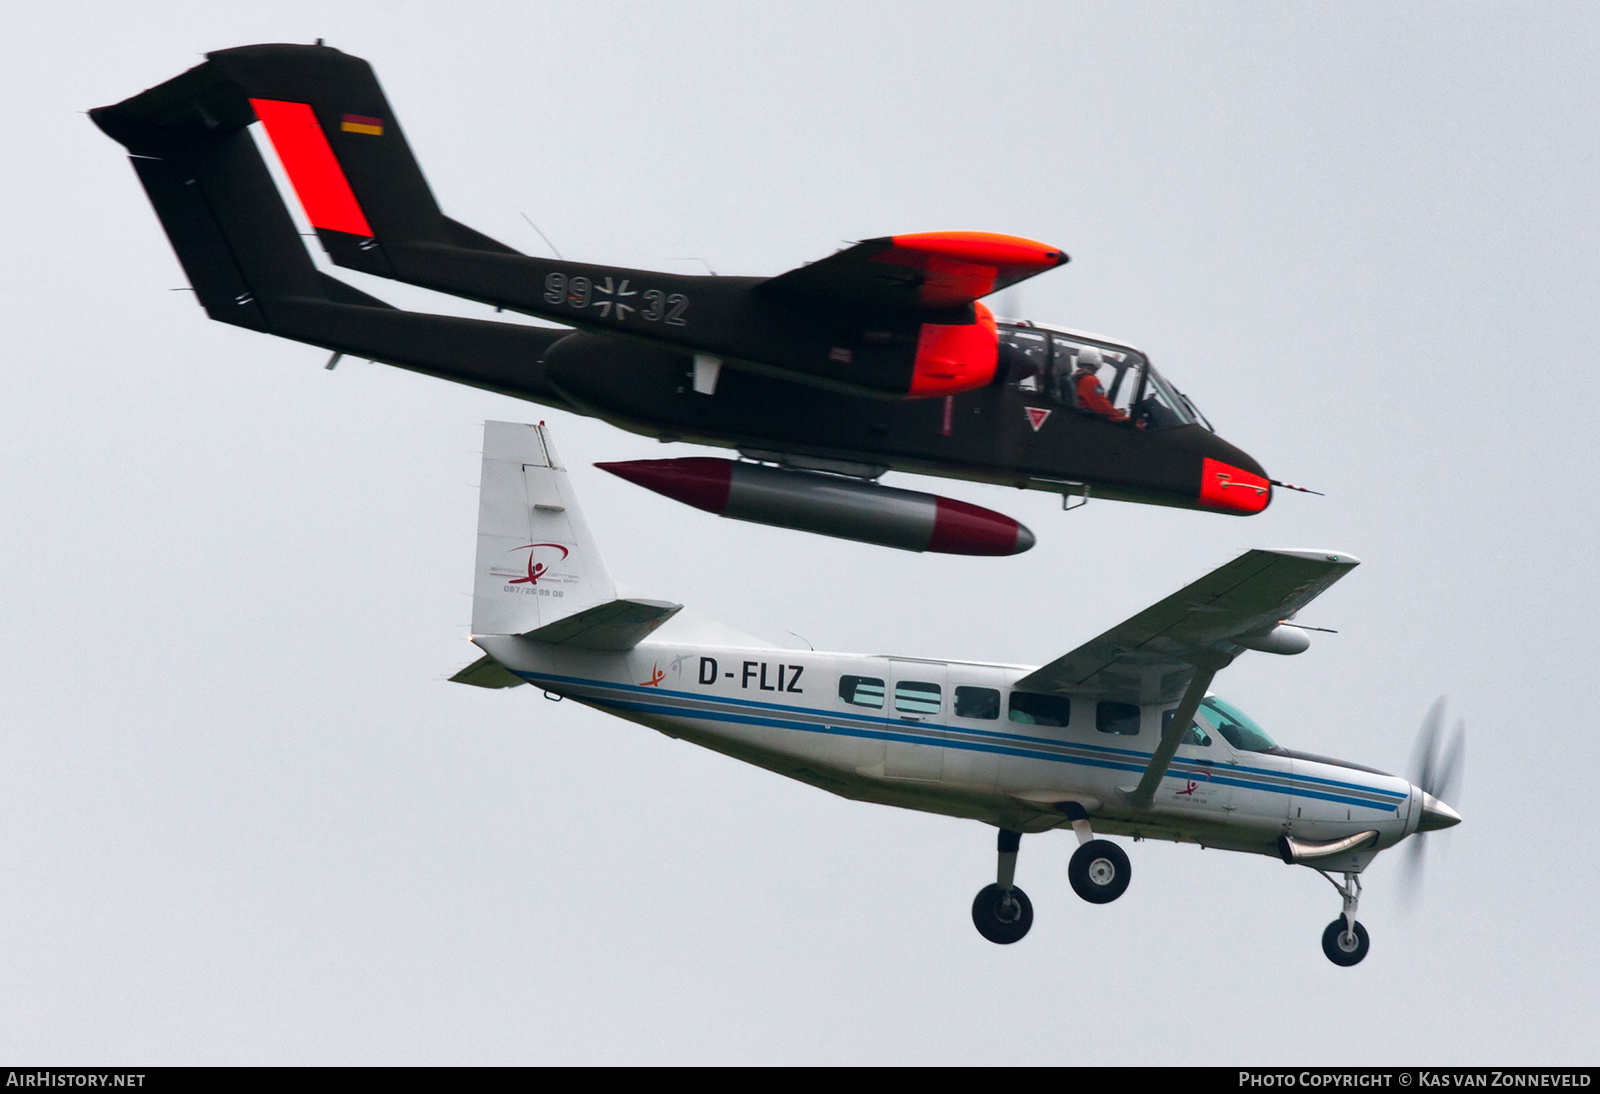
[{"xmin": 1075, "ymin": 347, "xmax": 1103, "ymax": 371}]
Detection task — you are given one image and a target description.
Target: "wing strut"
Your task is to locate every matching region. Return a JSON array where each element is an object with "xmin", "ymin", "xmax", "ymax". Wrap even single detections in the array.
[{"xmin": 1125, "ymin": 664, "xmax": 1219, "ymax": 810}]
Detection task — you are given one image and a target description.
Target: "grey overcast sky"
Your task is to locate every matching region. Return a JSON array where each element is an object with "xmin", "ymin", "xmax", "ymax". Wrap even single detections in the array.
[{"xmin": 1, "ymin": 1, "xmax": 1595, "ymax": 1064}]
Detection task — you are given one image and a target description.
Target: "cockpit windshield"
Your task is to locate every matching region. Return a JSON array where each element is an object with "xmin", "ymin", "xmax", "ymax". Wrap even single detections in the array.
[
  {"xmin": 996, "ymin": 324, "xmax": 1210, "ymax": 432},
  {"xmin": 1196, "ymin": 696, "xmax": 1280, "ymax": 752},
  {"xmin": 1139, "ymin": 366, "xmax": 1202, "ymax": 431}
]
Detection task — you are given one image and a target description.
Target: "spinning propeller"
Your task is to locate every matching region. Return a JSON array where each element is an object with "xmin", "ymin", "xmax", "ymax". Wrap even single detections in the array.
[
  {"xmin": 1401, "ymin": 697, "xmax": 1465, "ymax": 901},
  {"xmin": 995, "ymin": 284, "xmax": 1026, "ymax": 324}
]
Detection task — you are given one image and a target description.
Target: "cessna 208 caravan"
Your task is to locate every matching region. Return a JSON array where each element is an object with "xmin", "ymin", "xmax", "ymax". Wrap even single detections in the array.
[
  {"xmin": 451, "ymin": 421, "xmax": 1460, "ymax": 965},
  {"xmin": 93, "ymin": 43, "xmax": 1294, "ymax": 554}
]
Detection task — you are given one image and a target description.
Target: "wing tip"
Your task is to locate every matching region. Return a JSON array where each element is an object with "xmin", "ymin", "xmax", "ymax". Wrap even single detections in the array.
[
  {"xmin": 1259, "ymin": 548, "xmax": 1361, "ymax": 567},
  {"xmin": 887, "ymin": 231, "xmax": 1067, "ymax": 269}
]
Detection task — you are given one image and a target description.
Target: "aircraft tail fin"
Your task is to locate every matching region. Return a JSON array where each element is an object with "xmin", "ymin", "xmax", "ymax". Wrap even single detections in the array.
[
  {"xmin": 198, "ymin": 43, "xmax": 519, "ymax": 276},
  {"xmin": 471, "ymin": 422, "xmax": 680, "ymax": 643},
  {"xmin": 97, "ymin": 46, "xmax": 598, "ymax": 327},
  {"xmin": 91, "ymin": 54, "xmax": 570, "ymax": 401},
  {"xmin": 93, "ymin": 45, "xmax": 516, "ymax": 283},
  {"xmin": 92, "ymin": 69, "xmax": 329, "ymax": 331}
]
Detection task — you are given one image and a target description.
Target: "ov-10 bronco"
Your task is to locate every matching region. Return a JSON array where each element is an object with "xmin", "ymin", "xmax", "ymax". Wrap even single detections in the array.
[
  {"xmin": 92, "ymin": 43, "xmax": 1298, "ymax": 554},
  {"xmin": 451, "ymin": 421, "xmax": 1459, "ymax": 965}
]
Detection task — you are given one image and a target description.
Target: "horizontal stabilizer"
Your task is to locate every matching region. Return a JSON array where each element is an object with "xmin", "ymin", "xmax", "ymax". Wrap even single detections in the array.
[
  {"xmin": 449, "ymin": 654, "xmax": 527, "ymax": 689},
  {"xmin": 522, "ymin": 597, "xmax": 682, "ymax": 650}
]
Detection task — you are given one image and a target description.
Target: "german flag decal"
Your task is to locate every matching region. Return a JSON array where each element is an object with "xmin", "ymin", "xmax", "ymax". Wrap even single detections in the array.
[{"xmin": 340, "ymin": 114, "xmax": 384, "ymax": 136}]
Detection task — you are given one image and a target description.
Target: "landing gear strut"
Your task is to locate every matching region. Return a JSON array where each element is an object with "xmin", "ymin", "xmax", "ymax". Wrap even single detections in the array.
[
  {"xmin": 971, "ymin": 829, "xmax": 1033, "ymax": 944},
  {"xmin": 1317, "ymin": 871, "xmax": 1370, "ymax": 966},
  {"xmin": 1062, "ymin": 804, "xmax": 1131, "ymax": 904}
]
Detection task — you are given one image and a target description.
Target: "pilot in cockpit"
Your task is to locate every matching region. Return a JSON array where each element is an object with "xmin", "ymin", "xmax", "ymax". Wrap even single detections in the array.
[{"xmin": 1069, "ymin": 348, "xmax": 1129, "ymax": 422}]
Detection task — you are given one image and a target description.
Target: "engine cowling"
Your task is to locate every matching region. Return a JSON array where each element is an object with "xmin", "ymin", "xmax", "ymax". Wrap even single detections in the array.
[{"xmin": 907, "ymin": 302, "xmax": 999, "ymax": 398}]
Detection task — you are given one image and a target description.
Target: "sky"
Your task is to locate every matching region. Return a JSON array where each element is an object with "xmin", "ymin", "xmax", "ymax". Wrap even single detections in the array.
[{"xmin": 1, "ymin": 1, "xmax": 1596, "ymax": 1065}]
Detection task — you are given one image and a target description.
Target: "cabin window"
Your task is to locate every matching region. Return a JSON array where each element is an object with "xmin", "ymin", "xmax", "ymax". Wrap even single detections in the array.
[
  {"xmin": 839, "ymin": 675, "xmax": 884, "ymax": 709},
  {"xmin": 1009, "ymin": 692, "xmax": 1072, "ymax": 727},
  {"xmin": 1096, "ymin": 701, "xmax": 1142, "ymax": 736},
  {"xmin": 894, "ymin": 681, "xmax": 942, "ymax": 717},
  {"xmin": 1048, "ymin": 335, "xmax": 1144, "ymax": 420},
  {"xmin": 998, "ymin": 325, "xmax": 1190, "ymax": 430},
  {"xmin": 1162, "ymin": 708, "xmax": 1212, "ymax": 746},
  {"xmin": 996, "ymin": 327, "xmax": 1049, "ymax": 391},
  {"xmin": 954, "ymin": 686, "xmax": 1000, "ymax": 720}
]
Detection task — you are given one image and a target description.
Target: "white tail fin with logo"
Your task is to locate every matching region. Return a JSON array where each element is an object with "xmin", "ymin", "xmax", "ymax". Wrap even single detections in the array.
[
  {"xmin": 472, "ymin": 421, "xmax": 616, "ymax": 636},
  {"xmin": 470, "ymin": 422, "xmax": 680, "ymax": 649}
]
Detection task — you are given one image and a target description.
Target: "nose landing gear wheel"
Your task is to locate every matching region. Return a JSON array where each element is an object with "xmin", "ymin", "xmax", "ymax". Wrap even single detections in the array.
[
  {"xmin": 1321, "ymin": 919, "xmax": 1370, "ymax": 966},
  {"xmin": 1068, "ymin": 839, "xmax": 1131, "ymax": 904},
  {"xmin": 971, "ymin": 883, "xmax": 1033, "ymax": 944}
]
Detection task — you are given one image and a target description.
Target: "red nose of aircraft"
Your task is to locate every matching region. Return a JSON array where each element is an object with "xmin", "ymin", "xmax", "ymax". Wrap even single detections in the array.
[
  {"xmin": 1198, "ymin": 457, "xmax": 1273, "ymax": 514},
  {"xmin": 597, "ymin": 457, "xmax": 1035, "ymax": 556}
]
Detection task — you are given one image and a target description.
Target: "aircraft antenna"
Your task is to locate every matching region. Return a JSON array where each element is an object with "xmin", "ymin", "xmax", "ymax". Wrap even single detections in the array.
[
  {"xmin": 666, "ymin": 257, "xmax": 719, "ymax": 276},
  {"xmin": 519, "ymin": 213, "xmax": 564, "ymax": 260}
]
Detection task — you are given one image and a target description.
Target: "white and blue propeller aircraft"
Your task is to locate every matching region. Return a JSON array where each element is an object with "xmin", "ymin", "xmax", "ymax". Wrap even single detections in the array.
[{"xmin": 453, "ymin": 422, "xmax": 1462, "ymax": 964}]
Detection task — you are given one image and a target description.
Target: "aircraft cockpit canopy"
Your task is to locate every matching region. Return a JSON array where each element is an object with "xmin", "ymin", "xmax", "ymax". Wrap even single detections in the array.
[
  {"xmin": 1197, "ymin": 695, "xmax": 1281, "ymax": 753},
  {"xmin": 997, "ymin": 323, "xmax": 1209, "ymax": 432}
]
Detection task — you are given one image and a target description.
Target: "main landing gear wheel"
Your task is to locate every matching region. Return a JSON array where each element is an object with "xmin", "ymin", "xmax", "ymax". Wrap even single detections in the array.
[
  {"xmin": 972, "ymin": 883, "xmax": 1033, "ymax": 944},
  {"xmin": 1068, "ymin": 839, "xmax": 1131, "ymax": 904},
  {"xmin": 1321, "ymin": 919, "xmax": 1370, "ymax": 966}
]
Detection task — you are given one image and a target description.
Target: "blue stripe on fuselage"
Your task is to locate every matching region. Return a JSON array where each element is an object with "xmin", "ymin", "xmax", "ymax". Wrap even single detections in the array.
[{"xmin": 516, "ymin": 668, "xmax": 1404, "ymax": 812}]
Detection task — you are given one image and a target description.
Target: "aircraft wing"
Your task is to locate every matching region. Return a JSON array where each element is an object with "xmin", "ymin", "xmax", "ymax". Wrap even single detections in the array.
[
  {"xmin": 1012, "ymin": 549, "xmax": 1359, "ymax": 705},
  {"xmin": 759, "ymin": 232, "xmax": 1067, "ymax": 310}
]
